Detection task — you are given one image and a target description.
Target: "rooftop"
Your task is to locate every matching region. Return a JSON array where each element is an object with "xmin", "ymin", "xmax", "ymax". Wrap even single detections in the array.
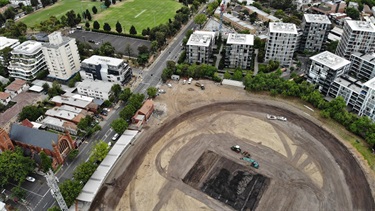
[
  {"xmin": 0, "ymin": 91, "xmax": 10, "ymax": 100},
  {"xmin": 12, "ymin": 40, "xmax": 42, "ymax": 54},
  {"xmin": 5, "ymin": 79, "xmax": 27, "ymax": 91},
  {"xmin": 334, "ymin": 75, "xmax": 363, "ymax": 93},
  {"xmin": 310, "ymin": 51, "xmax": 351, "ymax": 70},
  {"xmin": 363, "ymin": 76, "xmax": 375, "ymax": 90},
  {"xmin": 82, "ymin": 55, "xmax": 124, "ymax": 67},
  {"xmin": 345, "ymin": 20, "xmax": 375, "ymax": 32},
  {"xmin": 76, "ymin": 80, "xmax": 113, "ymax": 93},
  {"xmin": 227, "ymin": 33, "xmax": 254, "ymax": 45},
  {"xmin": 304, "ymin": 14, "xmax": 331, "ymax": 24},
  {"xmin": 223, "ymin": 13, "xmax": 256, "ymax": 30},
  {"xmin": 187, "ymin": 32, "xmax": 214, "ymax": 47},
  {"xmin": 351, "ymin": 52, "xmax": 375, "ymax": 63},
  {"xmin": 269, "ymin": 22, "xmax": 298, "ymax": 34},
  {"xmin": 138, "ymin": 99, "xmax": 154, "ymax": 115},
  {"xmin": 244, "ymin": 6, "xmax": 280, "ymax": 22},
  {"xmin": 0, "ymin": 36, "xmax": 19, "ymax": 51},
  {"xmin": 9, "ymin": 124, "xmax": 58, "ymax": 150},
  {"xmin": 51, "ymin": 95, "xmax": 92, "ymax": 109}
]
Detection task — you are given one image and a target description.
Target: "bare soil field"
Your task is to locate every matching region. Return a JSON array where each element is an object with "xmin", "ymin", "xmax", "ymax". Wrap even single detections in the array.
[{"xmin": 91, "ymin": 80, "xmax": 375, "ymax": 211}]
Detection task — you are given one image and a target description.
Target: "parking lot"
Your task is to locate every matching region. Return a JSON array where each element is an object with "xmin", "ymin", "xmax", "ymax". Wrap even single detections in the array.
[{"xmin": 68, "ymin": 30, "xmax": 151, "ymax": 57}]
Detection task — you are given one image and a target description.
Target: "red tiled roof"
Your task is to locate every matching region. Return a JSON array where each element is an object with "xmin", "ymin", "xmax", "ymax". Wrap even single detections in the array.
[
  {"xmin": 0, "ymin": 92, "xmax": 10, "ymax": 100},
  {"xmin": 5, "ymin": 79, "xmax": 27, "ymax": 91},
  {"xmin": 138, "ymin": 100, "xmax": 154, "ymax": 115},
  {"xmin": 20, "ymin": 119, "xmax": 34, "ymax": 128}
]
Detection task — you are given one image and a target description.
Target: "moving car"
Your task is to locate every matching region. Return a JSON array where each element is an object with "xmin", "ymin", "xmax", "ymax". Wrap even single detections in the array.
[{"xmin": 26, "ymin": 176, "xmax": 35, "ymax": 182}]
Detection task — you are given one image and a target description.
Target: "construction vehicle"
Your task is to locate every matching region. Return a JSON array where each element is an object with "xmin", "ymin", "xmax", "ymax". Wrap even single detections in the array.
[
  {"xmin": 195, "ymin": 82, "xmax": 205, "ymax": 90},
  {"xmin": 231, "ymin": 145, "xmax": 241, "ymax": 153},
  {"xmin": 241, "ymin": 157, "xmax": 259, "ymax": 169}
]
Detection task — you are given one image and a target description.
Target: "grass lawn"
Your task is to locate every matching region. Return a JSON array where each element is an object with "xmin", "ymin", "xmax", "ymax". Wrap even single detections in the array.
[
  {"xmin": 93, "ymin": 0, "xmax": 183, "ymax": 34},
  {"xmin": 18, "ymin": 0, "xmax": 103, "ymax": 27}
]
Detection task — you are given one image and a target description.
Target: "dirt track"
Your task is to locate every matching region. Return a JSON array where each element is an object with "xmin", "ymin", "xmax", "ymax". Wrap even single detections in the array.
[{"xmin": 91, "ymin": 82, "xmax": 375, "ymax": 211}]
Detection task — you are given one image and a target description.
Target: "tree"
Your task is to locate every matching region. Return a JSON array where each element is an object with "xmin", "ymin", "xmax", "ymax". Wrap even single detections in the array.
[
  {"xmin": 85, "ymin": 9, "xmax": 92, "ymax": 21},
  {"xmin": 93, "ymin": 21, "xmax": 100, "ymax": 30},
  {"xmin": 11, "ymin": 186, "xmax": 26, "ymax": 200},
  {"xmin": 327, "ymin": 40, "xmax": 339, "ymax": 53},
  {"xmin": 111, "ymin": 0, "xmax": 116, "ymax": 4},
  {"xmin": 128, "ymin": 93, "xmax": 145, "ymax": 109},
  {"xmin": 104, "ymin": 0, "xmax": 111, "ymax": 8},
  {"xmin": 111, "ymin": 118, "xmax": 128, "ymax": 134},
  {"xmin": 119, "ymin": 87, "xmax": 132, "ymax": 101},
  {"xmin": 89, "ymin": 140, "xmax": 110, "ymax": 163},
  {"xmin": 99, "ymin": 42, "xmax": 115, "ymax": 56},
  {"xmin": 224, "ymin": 71, "xmax": 231, "ymax": 79},
  {"xmin": 3, "ymin": 7, "xmax": 16, "ymax": 20},
  {"xmin": 194, "ymin": 14, "xmax": 207, "ymax": 29},
  {"xmin": 119, "ymin": 104, "xmax": 136, "ymax": 120},
  {"xmin": 124, "ymin": 43, "xmax": 132, "ymax": 57},
  {"xmin": 0, "ymin": 147, "xmax": 35, "ymax": 187},
  {"xmin": 111, "ymin": 84, "xmax": 122, "ymax": 97},
  {"xmin": 147, "ymin": 87, "xmax": 158, "ymax": 98},
  {"xmin": 19, "ymin": 105, "xmax": 44, "ymax": 121},
  {"xmin": 40, "ymin": 0, "xmax": 50, "ymax": 7},
  {"xmin": 60, "ymin": 180, "xmax": 83, "ymax": 207},
  {"xmin": 31, "ymin": 0, "xmax": 39, "ymax": 7},
  {"xmin": 346, "ymin": 7, "xmax": 360, "ymax": 20},
  {"xmin": 67, "ymin": 149, "xmax": 79, "ymax": 161},
  {"xmin": 73, "ymin": 161, "xmax": 97, "ymax": 184},
  {"xmin": 92, "ymin": 6, "xmax": 98, "ymax": 14},
  {"xmin": 138, "ymin": 45, "xmax": 149, "ymax": 55},
  {"xmin": 129, "ymin": 25, "xmax": 137, "ymax": 35},
  {"xmin": 48, "ymin": 81, "xmax": 64, "ymax": 97},
  {"xmin": 116, "ymin": 21, "xmax": 122, "ymax": 33},
  {"xmin": 85, "ymin": 21, "xmax": 90, "ymax": 28},
  {"xmin": 103, "ymin": 22, "xmax": 111, "ymax": 31},
  {"xmin": 41, "ymin": 83, "xmax": 49, "ymax": 92},
  {"xmin": 40, "ymin": 151, "xmax": 52, "ymax": 172}
]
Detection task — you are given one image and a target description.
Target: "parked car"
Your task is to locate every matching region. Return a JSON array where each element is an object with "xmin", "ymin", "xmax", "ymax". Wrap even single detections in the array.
[
  {"xmin": 26, "ymin": 176, "xmax": 35, "ymax": 182},
  {"xmin": 112, "ymin": 133, "xmax": 119, "ymax": 141}
]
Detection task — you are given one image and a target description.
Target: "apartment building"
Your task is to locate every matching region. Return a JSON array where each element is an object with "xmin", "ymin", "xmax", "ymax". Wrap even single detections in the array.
[
  {"xmin": 42, "ymin": 31, "xmax": 81, "ymax": 81},
  {"xmin": 0, "ymin": 37, "xmax": 19, "ymax": 64},
  {"xmin": 336, "ymin": 20, "xmax": 375, "ymax": 59},
  {"xmin": 76, "ymin": 80, "xmax": 113, "ymax": 101},
  {"xmin": 225, "ymin": 33, "xmax": 254, "ymax": 70},
  {"xmin": 186, "ymin": 31, "xmax": 216, "ymax": 64},
  {"xmin": 328, "ymin": 76, "xmax": 375, "ymax": 121},
  {"xmin": 299, "ymin": 14, "xmax": 331, "ymax": 52},
  {"xmin": 308, "ymin": 51, "xmax": 351, "ymax": 95},
  {"xmin": 348, "ymin": 52, "xmax": 375, "ymax": 82},
  {"xmin": 8, "ymin": 41, "xmax": 46, "ymax": 81},
  {"xmin": 80, "ymin": 55, "xmax": 132, "ymax": 84},
  {"xmin": 265, "ymin": 22, "xmax": 298, "ymax": 67}
]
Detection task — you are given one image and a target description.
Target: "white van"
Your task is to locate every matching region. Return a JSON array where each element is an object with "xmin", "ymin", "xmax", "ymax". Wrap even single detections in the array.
[{"xmin": 188, "ymin": 78, "xmax": 193, "ymax": 84}]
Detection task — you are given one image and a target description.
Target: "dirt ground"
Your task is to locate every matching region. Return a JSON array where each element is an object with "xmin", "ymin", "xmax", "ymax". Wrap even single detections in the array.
[{"xmin": 91, "ymin": 80, "xmax": 375, "ymax": 211}]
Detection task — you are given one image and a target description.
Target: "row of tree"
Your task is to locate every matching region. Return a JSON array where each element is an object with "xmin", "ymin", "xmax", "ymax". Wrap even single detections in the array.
[
  {"xmin": 243, "ymin": 70, "xmax": 375, "ymax": 145},
  {"xmin": 60, "ymin": 141, "xmax": 109, "ymax": 206},
  {"xmin": 162, "ymin": 61, "xmax": 221, "ymax": 82}
]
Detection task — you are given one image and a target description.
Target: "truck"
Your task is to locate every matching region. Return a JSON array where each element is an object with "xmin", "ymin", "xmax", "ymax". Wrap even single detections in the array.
[
  {"xmin": 195, "ymin": 82, "xmax": 205, "ymax": 90},
  {"xmin": 241, "ymin": 157, "xmax": 259, "ymax": 169}
]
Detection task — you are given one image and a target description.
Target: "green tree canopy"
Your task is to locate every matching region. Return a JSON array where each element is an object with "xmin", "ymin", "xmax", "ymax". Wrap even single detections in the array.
[
  {"xmin": 92, "ymin": 6, "xmax": 98, "ymax": 14},
  {"xmin": 194, "ymin": 14, "xmax": 207, "ymax": 28},
  {"xmin": 111, "ymin": 84, "xmax": 122, "ymax": 97},
  {"xmin": 116, "ymin": 21, "xmax": 122, "ymax": 33},
  {"xmin": 73, "ymin": 161, "xmax": 97, "ymax": 184},
  {"xmin": 98, "ymin": 42, "xmax": 115, "ymax": 57},
  {"xmin": 60, "ymin": 180, "xmax": 83, "ymax": 207},
  {"xmin": 346, "ymin": 7, "xmax": 360, "ymax": 20},
  {"xmin": 119, "ymin": 87, "xmax": 132, "ymax": 102},
  {"xmin": 89, "ymin": 140, "xmax": 110, "ymax": 163},
  {"xmin": 93, "ymin": 21, "xmax": 100, "ymax": 30},
  {"xmin": 119, "ymin": 104, "xmax": 136, "ymax": 120},
  {"xmin": 19, "ymin": 105, "xmax": 44, "ymax": 121},
  {"xmin": 103, "ymin": 22, "xmax": 111, "ymax": 31},
  {"xmin": 111, "ymin": 118, "xmax": 128, "ymax": 134},
  {"xmin": 147, "ymin": 87, "xmax": 158, "ymax": 98},
  {"xmin": 40, "ymin": 151, "xmax": 52, "ymax": 172},
  {"xmin": 0, "ymin": 147, "xmax": 35, "ymax": 187},
  {"xmin": 129, "ymin": 25, "xmax": 137, "ymax": 35}
]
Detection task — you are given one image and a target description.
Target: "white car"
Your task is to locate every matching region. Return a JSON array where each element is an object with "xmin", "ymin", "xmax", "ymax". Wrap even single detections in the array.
[
  {"xmin": 167, "ymin": 83, "xmax": 172, "ymax": 88},
  {"xmin": 26, "ymin": 176, "xmax": 35, "ymax": 182},
  {"xmin": 158, "ymin": 89, "xmax": 166, "ymax": 94},
  {"xmin": 277, "ymin": 116, "xmax": 287, "ymax": 121},
  {"xmin": 266, "ymin": 114, "xmax": 277, "ymax": 120},
  {"xmin": 112, "ymin": 133, "xmax": 119, "ymax": 141}
]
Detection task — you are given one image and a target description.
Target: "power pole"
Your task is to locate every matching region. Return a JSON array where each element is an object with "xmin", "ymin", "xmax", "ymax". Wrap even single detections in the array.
[{"xmin": 45, "ymin": 169, "xmax": 68, "ymax": 211}]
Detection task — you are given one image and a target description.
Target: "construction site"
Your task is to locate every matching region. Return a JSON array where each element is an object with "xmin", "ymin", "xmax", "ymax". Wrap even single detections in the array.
[{"xmin": 91, "ymin": 80, "xmax": 375, "ymax": 211}]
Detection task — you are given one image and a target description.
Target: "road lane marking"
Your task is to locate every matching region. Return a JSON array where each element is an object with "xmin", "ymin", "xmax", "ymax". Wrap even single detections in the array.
[{"xmin": 134, "ymin": 9, "xmax": 146, "ymax": 18}]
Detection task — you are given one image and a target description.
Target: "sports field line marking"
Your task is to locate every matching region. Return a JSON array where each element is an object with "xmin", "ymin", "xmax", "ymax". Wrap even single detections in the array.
[{"xmin": 134, "ymin": 9, "xmax": 146, "ymax": 18}]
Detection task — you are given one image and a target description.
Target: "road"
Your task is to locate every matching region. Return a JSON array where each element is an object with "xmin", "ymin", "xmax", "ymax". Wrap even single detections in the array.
[{"xmin": 22, "ymin": 8, "xmax": 200, "ymax": 211}]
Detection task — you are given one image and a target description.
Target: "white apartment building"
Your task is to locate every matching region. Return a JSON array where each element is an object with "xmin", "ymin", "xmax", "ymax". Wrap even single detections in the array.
[
  {"xmin": 8, "ymin": 41, "xmax": 46, "ymax": 81},
  {"xmin": 299, "ymin": 14, "xmax": 331, "ymax": 52},
  {"xmin": 80, "ymin": 55, "xmax": 132, "ymax": 84},
  {"xmin": 349, "ymin": 52, "xmax": 375, "ymax": 82},
  {"xmin": 328, "ymin": 76, "xmax": 375, "ymax": 121},
  {"xmin": 42, "ymin": 31, "xmax": 81, "ymax": 81},
  {"xmin": 265, "ymin": 22, "xmax": 298, "ymax": 67},
  {"xmin": 308, "ymin": 51, "xmax": 351, "ymax": 95},
  {"xmin": 0, "ymin": 37, "xmax": 20, "ymax": 64},
  {"xmin": 76, "ymin": 80, "xmax": 113, "ymax": 101},
  {"xmin": 336, "ymin": 20, "xmax": 375, "ymax": 59},
  {"xmin": 225, "ymin": 33, "xmax": 254, "ymax": 70},
  {"xmin": 186, "ymin": 31, "xmax": 216, "ymax": 64},
  {"xmin": 10, "ymin": 0, "xmax": 31, "ymax": 6}
]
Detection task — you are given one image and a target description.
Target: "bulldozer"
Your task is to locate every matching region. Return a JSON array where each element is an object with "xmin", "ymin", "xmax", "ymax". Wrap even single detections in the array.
[{"xmin": 231, "ymin": 145, "xmax": 241, "ymax": 153}]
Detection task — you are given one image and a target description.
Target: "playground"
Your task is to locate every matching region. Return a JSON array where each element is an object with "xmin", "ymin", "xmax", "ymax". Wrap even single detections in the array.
[{"xmin": 91, "ymin": 80, "xmax": 375, "ymax": 211}]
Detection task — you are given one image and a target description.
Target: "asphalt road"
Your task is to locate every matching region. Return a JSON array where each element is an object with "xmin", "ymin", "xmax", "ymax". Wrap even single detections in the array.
[{"xmin": 22, "ymin": 9, "xmax": 200, "ymax": 211}]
